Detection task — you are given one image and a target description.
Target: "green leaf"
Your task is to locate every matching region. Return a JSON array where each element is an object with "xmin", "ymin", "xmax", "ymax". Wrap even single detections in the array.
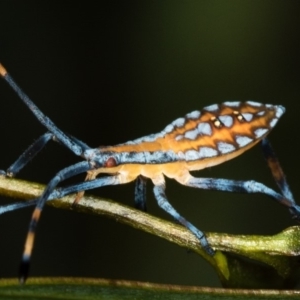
[{"xmin": 0, "ymin": 278, "xmax": 300, "ymax": 300}]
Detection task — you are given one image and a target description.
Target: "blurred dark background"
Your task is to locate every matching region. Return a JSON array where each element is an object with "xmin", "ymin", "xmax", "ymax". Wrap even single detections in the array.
[{"xmin": 0, "ymin": 1, "xmax": 299, "ymax": 287}]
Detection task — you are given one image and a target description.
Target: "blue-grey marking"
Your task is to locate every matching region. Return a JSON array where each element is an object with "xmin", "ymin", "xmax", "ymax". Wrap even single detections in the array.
[
  {"xmin": 275, "ymin": 106, "xmax": 285, "ymax": 118},
  {"xmin": 119, "ymin": 150, "xmax": 178, "ymax": 164},
  {"xmin": 235, "ymin": 136, "xmax": 253, "ymax": 147},
  {"xmin": 186, "ymin": 110, "xmax": 201, "ymax": 119},
  {"xmin": 254, "ymin": 128, "xmax": 268, "ymax": 138},
  {"xmin": 128, "ymin": 132, "xmax": 165, "ymax": 144},
  {"xmin": 198, "ymin": 147, "xmax": 218, "ymax": 158},
  {"xmin": 177, "ymin": 151, "xmax": 185, "ymax": 160},
  {"xmin": 247, "ymin": 101, "xmax": 262, "ymax": 107},
  {"xmin": 175, "ymin": 134, "xmax": 184, "ymax": 141},
  {"xmin": 223, "ymin": 101, "xmax": 241, "ymax": 107},
  {"xmin": 204, "ymin": 104, "xmax": 219, "ymax": 112},
  {"xmin": 256, "ymin": 111, "xmax": 265, "ymax": 116},
  {"xmin": 197, "ymin": 122, "xmax": 212, "ymax": 136},
  {"xmin": 142, "ymin": 134, "xmax": 163, "ymax": 142},
  {"xmin": 219, "ymin": 115, "xmax": 233, "ymax": 127},
  {"xmin": 217, "ymin": 142, "xmax": 236, "ymax": 154},
  {"xmin": 269, "ymin": 118, "xmax": 278, "ymax": 128},
  {"xmin": 163, "ymin": 124, "xmax": 174, "ymax": 133},
  {"xmin": 242, "ymin": 113, "xmax": 253, "ymax": 122},
  {"xmin": 184, "ymin": 128, "xmax": 199, "ymax": 140},
  {"xmin": 185, "ymin": 150, "xmax": 200, "ymax": 160},
  {"xmin": 172, "ymin": 117, "xmax": 185, "ymax": 127}
]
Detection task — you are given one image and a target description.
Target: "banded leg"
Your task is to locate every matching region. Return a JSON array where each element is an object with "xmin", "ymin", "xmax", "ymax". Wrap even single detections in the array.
[
  {"xmin": 153, "ymin": 180, "xmax": 214, "ymax": 255},
  {"xmin": 19, "ymin": 160, "xmax": 93, "ymax": 283},
  {"xmin": 176, "ymin": 175, "xmax": 300, "ymax": 219},
  {"xmin": 134, "ymin": 175, "xmax": 147, "ymax": 211},
  {"xmin": 0, "ymin": 64, "xmax": 83, "ymax": 156},
  {"xmin": 261, "ymin": 138, "xmax": 295, "ymax": 204}
]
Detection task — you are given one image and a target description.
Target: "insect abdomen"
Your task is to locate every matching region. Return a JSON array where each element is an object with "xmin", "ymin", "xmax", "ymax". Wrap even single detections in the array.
[{"xmin": 104, "ymin": 101, "xmax": 285, "ymax": 168}]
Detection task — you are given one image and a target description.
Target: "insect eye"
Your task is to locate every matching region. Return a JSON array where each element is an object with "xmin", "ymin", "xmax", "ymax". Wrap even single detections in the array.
[
  {"xmin": 104, "ymin": 157, "xmax": 117, "ymax": 168},
  {"xmin": 210, "ymin": 116, "xmax": 223, "ymax": 128}
]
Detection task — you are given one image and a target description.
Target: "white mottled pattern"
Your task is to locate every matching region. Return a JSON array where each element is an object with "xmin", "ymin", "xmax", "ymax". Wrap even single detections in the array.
[
  {"xmin": 198, "ymin": 147, "xmax": 218, "ymax": 158},
  {"xmin": 126, "ymin": 137, "xmax": 145, "ymax": 145},
  {"xmin": 269, "ymin": 118, "xmax": 278, "ymax": 128},
  {"xmin": 219, "ymin": 115, "xmax": 233, "ymax": 127},
  {"xmin": 115, "ymin": 151, "xmax": 144, "ymax": 163},
  {"xmin": 142, "ymin": 134, "xmax": 161, "ymax": 142},
  {"xmin": 175, "ymin": 134, "xmax": 184, "ymax": 141},
  {"xmin": 197, "ymin": 122, "xmax": 212, "ymax": 136},
  {"xmin": 129, "ymin": 132, "xmax": 164, "ymax": 144},
  {"xmin": 184, "ymin": 128, "xmax": 199, "ymax": 140},
  {"xmin": 140, "ymin": 150, "xmax": 177, "ymax": 163},
  {"xmin": 124, "ymin": 141, "xmax": 135, "ymax": 145},
  {"xmin": 172, "ymin": 117, "xmax": 185, "ymax": 127},
  {"xmin": 246, "ymin": 101, "xmax": 262, "ymax": 107},
  {"xmin": 185, "ymin": 150, "xmax": 200, "ymax": 160},
  {"xmin": 256, "ymin": 111, "xmax": 265, "ymax": 116},
  {"xmin": 204, "ymin": 104, "xmax": 219, "ymax": 112},
  {"xmin": 186, "ymin": 110, "xmax": 201, "ymax": 119},
  {"xmin": 217, "ymin": 142, "xmax": 236, "ymax": 154},
  {"xmin": 163, "ymin": 124, "xmax": 174, "ymax": 133},
  {"xmin": 275, "ymin": 105, "xmax": 285, "ymax": 118},
  {"xmin": 254, "ymin": 128, "xmax": 268, "ymax": 138},
  {"xmin": 242, "ymin": 113, "xmax": 253, "ymax": 122},
  {"xmin": 129, "ymin": 122, "xmax": 188, "ymax": 144},
  {"xmin": 177, "ymin": 151, "xmax": 185, "ymax": 160},
  {"xmin": 235, "ymin": 136, "xmax": 253, "ymax": 147},
  {"xmin": 223, "ymin": 101, "xmax": 240, "ymax": 107}
]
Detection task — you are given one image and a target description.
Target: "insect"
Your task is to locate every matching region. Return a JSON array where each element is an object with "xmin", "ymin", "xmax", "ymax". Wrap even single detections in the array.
[{"xmin": 0, "ymin": 63, "xmax": 299, "ymax": 283}]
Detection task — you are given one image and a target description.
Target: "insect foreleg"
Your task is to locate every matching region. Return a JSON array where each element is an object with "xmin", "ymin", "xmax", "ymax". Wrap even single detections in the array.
[
  {"xmin": 134, "ymin": 175, "xmax": 147, "ymax": 211},
  {"xmin": 19, "ymin": 160, "xmax": 92, "ymax": 283},
  {"xmin": 153, "ymin": 181, "xmax": 214, "ymax": 255},
  {"xmin": 52, "ymin": 175, "xmax": 123, "ymax": 198},
  {"xmin": 0, "ymin": 132, "xmax": 54, "ymax": 177}
]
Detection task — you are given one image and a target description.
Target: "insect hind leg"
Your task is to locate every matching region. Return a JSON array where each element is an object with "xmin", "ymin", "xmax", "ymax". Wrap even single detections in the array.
[
  {"xmin": 153, "ymin": 181, "xmax": 214, "ymax": 255},
  {"xmin": 261, "ymin": 138, "xmax": 295, "ymax": 203},
  {"xmin": 177, "ymin": 174, "xmax": 300, "ymax": 220}
]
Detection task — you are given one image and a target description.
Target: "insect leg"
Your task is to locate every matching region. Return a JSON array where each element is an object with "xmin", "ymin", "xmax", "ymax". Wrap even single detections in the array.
[
  {"xmin": 176, "ymin": 175, "xmax": 300, "ymax": 220},
  {"xmin": 0, "ymin": 64, "xmax": 83, "ymax": 156},
  {"xmin": 0, "ymin": 175, "xmax": 123, "ymax": 214},
  {"xmin": 134, "ymin": 175, "xmax": 147, "ymax": 211},
  {"xmin": 153, "ymin": 181, "xmax": 214, "ymax": 256},
  {"xmin": 67, "ymin": 134, "xmax": 91, "ymax": 152},
  {"xmin": 0, "ymin": 132, "xmax": 54, "ymax": 177},
  {"xmin": 261, "ymin": 138, "xmax": 294, "ymax": 203},
  {"xmin": 19, "ymin": 160, "xmax": 92, "ymax": 283}
]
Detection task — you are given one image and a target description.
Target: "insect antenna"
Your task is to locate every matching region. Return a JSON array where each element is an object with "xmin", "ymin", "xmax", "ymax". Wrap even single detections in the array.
[{"xmin": 0, "ymin": 63, "xmax": 83, "ymax": 156}]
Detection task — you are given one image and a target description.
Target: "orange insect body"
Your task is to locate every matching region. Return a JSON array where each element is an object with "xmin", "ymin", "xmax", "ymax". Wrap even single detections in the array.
[
  {"xmin": 90, "ymin": 101, "xmax": 284, "ymax": 184},
  {"xmin": 1, "ymin": 62, "xmax": 297, "ymax": 284}
]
